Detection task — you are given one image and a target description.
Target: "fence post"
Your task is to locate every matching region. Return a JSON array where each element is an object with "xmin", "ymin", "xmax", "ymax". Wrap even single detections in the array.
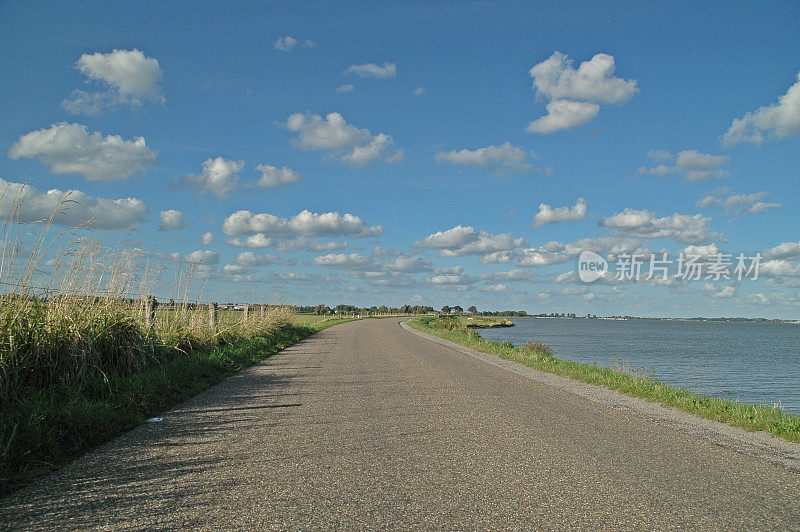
[
  {"xmin": 209, "ymin": 302, "xmax": 218, "ymax": 329},
  {"xmin": 145, "ymin": 296, "xmax": 157, "ymax": 330},
  {"xmin": 243, "ymin": 303, "xmax": 249, "ymax": 322}
]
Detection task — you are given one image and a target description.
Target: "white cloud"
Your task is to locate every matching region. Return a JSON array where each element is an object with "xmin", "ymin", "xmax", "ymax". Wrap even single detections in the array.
[
  {"xmin": 201, "ymin": 232, "xmax": 214, "ymax": 245},
  {"xmin": 481, "ymin": 269, "xmax": 534, "ymax": 281},
  {"xmin": 413, "ymin": 225, "xmax": 524, "ymax": 263},
  {"xmin": 159, "ymin": 210, "xmax": 185, "ymax": 231},
  {"xmin": 0, "ymin": 178, "xmax": 147, "ymax": 231},
  {"xmin": 763, "ymin": 242, "xmax": 800, "ymax": 259},
  {"xmin": 254, "ymin": 164, "xmax": 301, "ymax": 188},
  {"xmin": 723, "ymin": 71, "xmax": 800, "ymax": 146},
  {"xmin": 383, "ymin": 255, "xmax": 431, "ymax": 273},
  {"xmin": 647, "ymin": 149, "xmax": 673, "ymax": 161},
  {"xmin": 530, "ymin": 51, "xmax": 638, "ymax": 104},
  {"xmin": 314, "ymin": 253, "xmax": 375, "ymax": 270},
  {"xmin": 413, "ymin": 87, "xmax": 425, "ymax": 96},
  {"xmin": 435, "ymin": 142, "xmax": 533, "ymax": 174},
  {"xmin": 696, "ymin": 189, "xmax": 781, "ymax": 215},
  {"xmin": 533, "ymin": 198, "xmax": 587, "ymax": 227},
  {"xmin": 638, "ymin": 150, "xmax": 729, "ymax": 181},
  {"xmin": 180, "ymin": 157, "xmax": 243, "ymax": 199},
  {"xmin": 484, "ymin": 284, "xmax": 508, "ymax": 292},
  {"xmin": 233, "ymin": 251, "xmax": 278, "ymax": 267},
  {"xmin": 274, "ymin": 36, "xmax": 313, "ymax": 51},
  {"xmin": 764, "ymin": 241, "xmax": 800, "ymax": 260},
  {"xmin": 599, "ymin": 209, "xmax": 719, "ymax": 244},
  {"xmin": 222, "ymin": 209, "xmax": 383, "ymax": 238},
  {"xmin": 517, "ymin": 246, "xmax": 571, "ymax": 267},
  {"xmin": 526, "ymin": 100, "xmax": 600, "ymax": 134},
  {"xmin": 527, "ymin": 51, "xmax": 636, "ymax": 133},
  {"xmin": 413, "ymin": 225, "xmax": 478, "ymax": 250},
  {"xmin": 63, "ymin": 49, "xmax": 164, "ymax": 114},
  {"xmin": 8, "ymin": 123, "xmax": 157, "ymax": 181},
  {"xmin": 759, "ymin": 260, "xmax": 800, "ymax": 278},
  {"xmin": 336, "ymin": 84, "xmax": 355, "ymax": 94},
  {"xmin": 225, "ymin": 234, "xmax": 274, "ymax": 248},
  {"xmin": 284, "ymin": 112, "xmax": 403, "ymax": 166},
  {"xmin": 274, "ymin": 36, "xmax": 298, "ymax": 51},
  {"xmin": 183, "ymin": 250, "xmax": 219, "ymax": 265},
  {"xmin": 682, "ymin": 243, "xmax": 721, "ymax": 260},
  {"xmin": 346, "ymin": 62, "xmax": 397, "ymax": 79}
]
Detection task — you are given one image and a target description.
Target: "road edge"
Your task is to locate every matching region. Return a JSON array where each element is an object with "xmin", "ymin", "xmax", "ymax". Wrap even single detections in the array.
[{"xmin": 400, "ymin": 320, "xmax": 800, "ymax": 473}]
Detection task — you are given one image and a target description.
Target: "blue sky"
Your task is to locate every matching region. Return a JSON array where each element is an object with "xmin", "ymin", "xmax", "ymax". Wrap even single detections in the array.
[{"xmin": 1, "ymin": 1, "xmax": 799, "ymax": 317}]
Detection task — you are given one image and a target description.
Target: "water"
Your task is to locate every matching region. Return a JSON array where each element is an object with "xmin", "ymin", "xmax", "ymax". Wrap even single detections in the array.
[{"xmin": 478, "ymin": 318, "xmax": 800, "ymax": 416}]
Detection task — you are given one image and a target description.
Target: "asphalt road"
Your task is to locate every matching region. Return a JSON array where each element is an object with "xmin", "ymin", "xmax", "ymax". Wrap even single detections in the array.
[{"xmin": 2, "ymin": 318, "xmax": 799, "ymax": 530}]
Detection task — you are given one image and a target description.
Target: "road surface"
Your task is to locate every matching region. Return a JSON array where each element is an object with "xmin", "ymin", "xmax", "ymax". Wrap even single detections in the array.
[{"xmin": 2, "ymin": 318, "xmax": 799, "ymax": 529}]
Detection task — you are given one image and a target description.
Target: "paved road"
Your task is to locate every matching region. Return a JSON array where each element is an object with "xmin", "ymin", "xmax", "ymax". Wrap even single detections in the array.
[{"xmin": 2, "ymin": 318, "xmax": 799, "ymax": 529}]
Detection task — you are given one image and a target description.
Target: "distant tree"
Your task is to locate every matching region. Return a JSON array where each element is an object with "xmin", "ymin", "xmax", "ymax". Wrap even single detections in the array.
[
  {"xmin": 452, "ymin": 305, "xmax": 463, "ymax": 314},
  {"xmin": 441, "ymin": 305, "xmax": 451, "ymax": 314},
  {"xmin": 468, "ymin": 305, "xmax": 477, "ymax": 315}
]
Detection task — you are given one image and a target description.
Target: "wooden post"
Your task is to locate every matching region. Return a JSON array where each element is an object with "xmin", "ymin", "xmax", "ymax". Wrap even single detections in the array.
[
  {"xmin": 209, "ymin": 302, "xmax": 217, "ymax": 329},
  {"xmin": 259, "ymin": 304, "xmax": 265, "ymax": 318},
  {"xmin": 243, "ymin": 303, "xmax": 250, "ymax": 322},
  {"xmin": 145, "ymin": 296, "xmax": 157, "ymax": 330}
]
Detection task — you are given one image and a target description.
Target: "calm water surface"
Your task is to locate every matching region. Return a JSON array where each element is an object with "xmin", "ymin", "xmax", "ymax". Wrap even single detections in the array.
[{"xmin": 479, "ymin": 319, "xmax": 800, "ymax": 416}]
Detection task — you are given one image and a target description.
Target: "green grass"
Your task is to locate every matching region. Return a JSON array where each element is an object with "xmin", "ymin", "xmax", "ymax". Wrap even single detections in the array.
[
  {"xmin": 0, "ymin": 316, "xmax": 353, "ymax": 497},
  {"xmin": 408, "ymin": 316, "xmax": 800, "ymax": 443}
]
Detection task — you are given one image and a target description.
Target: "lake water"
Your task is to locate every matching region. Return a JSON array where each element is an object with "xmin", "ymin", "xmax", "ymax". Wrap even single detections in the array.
[{"xmin": 478, "ymin": 318, "xmax": 800, "ymax": 416}]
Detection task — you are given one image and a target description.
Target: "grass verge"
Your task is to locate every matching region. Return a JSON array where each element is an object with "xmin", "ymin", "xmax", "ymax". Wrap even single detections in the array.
[
  {"xmin": 408, "ymin": 316, "xmax": 800, "ymax": 443},
  {"xmin": 0, "ymin": 317, "xmax": 353, "ymax": 497}
]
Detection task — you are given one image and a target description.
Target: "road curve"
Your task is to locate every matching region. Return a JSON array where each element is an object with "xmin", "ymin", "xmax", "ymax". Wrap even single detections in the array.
[{"xmin": 2, "ymin": 318, "xmax": 799, "ymax": 529}]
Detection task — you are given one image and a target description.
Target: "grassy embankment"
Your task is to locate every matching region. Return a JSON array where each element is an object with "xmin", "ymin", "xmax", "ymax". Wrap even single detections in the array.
[
  {"xmin": 409, "ymin": 316, "xmax": 800, "ymax": 443},
  {"xmin": 0, "ymin": 296, "xmax": 354, "ymax": 497}
]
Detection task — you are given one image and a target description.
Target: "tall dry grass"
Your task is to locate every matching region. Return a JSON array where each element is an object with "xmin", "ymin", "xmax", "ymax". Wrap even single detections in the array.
[{"xmin": 0, "ymin": 184, "xmax": 293, "ymax": 409}]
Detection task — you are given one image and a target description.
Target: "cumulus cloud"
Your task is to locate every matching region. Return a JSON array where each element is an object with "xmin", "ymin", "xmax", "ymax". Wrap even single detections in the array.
[
  {"xmin": 483, "ymin": 283, "xmax": 508, "ymax": 292},
  {"xmin": 413, "ymin": 87, "xmax": 425, "ymax": 96},
  {"xmin": 222, "ymin": 209, "xmax": 383, "ymax": 238},
  {"xmin": 599, "ymin": 208, "xmax": 719, "ymax": 244},
  {"xmin": 533, "ymin": 198, "xmax": 587, "ymax": 227},
  {"xmin": 530, "ymin": 51, "xmax": 638, "ymax": 103},
  {"xmin": 413, "ymin": 225, "xmax": 524, "ymax": 263},
  {"xmin": 159, "ymin": 209, "xmax": 186, "ymax": 231},
  {"xmin": 527, "ymin": 51, "xmax": 637, "ymax": 133},
  {"xmin": 336, "ymin": 84, "xmax": 355, "ymax": 94},
  {"xmin": 233, "ymin": 251, "xmax": 278, "ymax": 267},
  {"xmin": 201, "ymin": 232, "xmax": 214, "ymax": 245},
  {"xmin": 481, "ymin": 269, "xmax": 533, "ymax": 281},
  {"xmin": 225, "ymin": 234, "xmax": 274, "ymax": 248},
  {"xmin": 638, "ymin": 150, "xmax": 730, "ymax": 181},
  {"xmin": 0, "ymin": 178, "xmax": 147, "ymax": 230},
  {"xmin": 274, "ymin": 36, "xmax": 298, "ymax": 51},
  {"xmin": 8, "ymin": 123, "xmax": 157, "ymax": 181},
  {"xmin": 346, "ymin": 62, "xmax": 397, "ymax": 79},
  {"xmin": 763, "ymin": 241, "xmax": 800, "ymax": 260},
  {"xmin": 696, "ymin": 188, "xmax": 781, "ymax": 216},
  {"xmin": 526, "ymin": 100, "xmax": 600, "ymax": 134},
  {"xmin": 312, "ymin": 251, "xmax": 429, "ymax": 279},
  {"xmin": 274, "ymin": 36, "xmax": 313, "ymax": 51},
  {"xmin": 759, "ymin": 260, "xmax": 800, "ymax": 278},
  {"xmin": 723, "ymin": 71, "xmax": 800, "ymax": 146},
  {"xmin": 178, "ymin": 157, "xmax": 243, "ymax": 199},
  {"xmin": 284, "ymin": 112, "xmax": 403, "ymax": 166},
  {"xmin": 435, "ymin": 142, "xmax": 533, "ymax": 174},
  {"xmin": 413, "ymin": 225, "xmax": 478, "ymax": 250},
  {"xmin": 63, "ymin": 49, "xmax": 164, "ymax": 115},
  {"xmin": 314, "ymin": 253, "xmax": 376, "ymax": 270},
  {"xmin": 182, "ymin": 250, "xmax": 219, "ymax": 265},
  {"xmin": 254, "ymin": 164, "xmax": 301, "ymax": 188}
]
